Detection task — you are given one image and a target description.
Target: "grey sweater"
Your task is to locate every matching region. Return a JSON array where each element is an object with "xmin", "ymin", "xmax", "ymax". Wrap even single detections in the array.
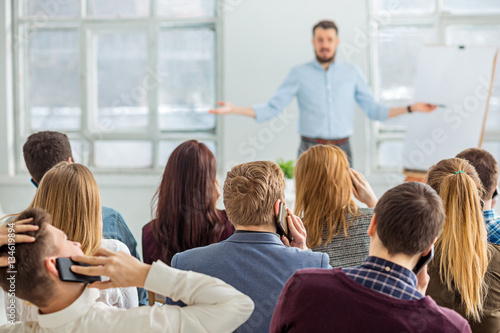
[{"xmin": 311, "ymin": 207, "xmax": 373, "ymax": 268}]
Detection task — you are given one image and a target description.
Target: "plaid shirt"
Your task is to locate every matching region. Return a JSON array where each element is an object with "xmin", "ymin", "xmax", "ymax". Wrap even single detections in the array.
[
  {"xmin": 343, "ymin": 256, "xmax": 423, "ymax": 301},
  {"xmin": 484, "ymin": 209, "xmax": 500, "ymax": 244}
]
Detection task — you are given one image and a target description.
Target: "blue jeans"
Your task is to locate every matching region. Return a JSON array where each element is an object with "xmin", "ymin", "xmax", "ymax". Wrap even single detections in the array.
[{"xmin": 298, "ymin": 138, "xmax": 353, "ymax": 166}]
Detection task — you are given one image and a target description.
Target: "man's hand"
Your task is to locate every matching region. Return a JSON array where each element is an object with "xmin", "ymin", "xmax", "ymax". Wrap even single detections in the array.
[
  {"xmin": 416, "ymin": 265, "xmax": 430, "ymax": 295},
  {"xmin": 411, "ymin": 102, "xmax": 438, "ymax": 113},
  {"xmin": 0, "ymin": 218, "xmax": 38, "ymax": 267},
  {"xmin": 209, "ymin": 101, "xmax": 235, "ymax": 115},
  {"xmin": 281, "ymin": 209, "xmax": 308, "ymax": 250},
  {"xmin": 209, "ymin": 102, "xmax": 256, "ymax": 118},
  {"xmin": 71, "ymin": 248, "xmax": 151, "ymax": 289},
  {"xmin": 349, "ymin": 169, "xmax": 378, "ymax": 208}
]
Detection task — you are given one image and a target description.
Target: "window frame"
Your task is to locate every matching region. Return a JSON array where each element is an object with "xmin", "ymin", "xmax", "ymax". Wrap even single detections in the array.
[
  {"xmin": 12, "ymin": 0, "xmax": 224, "ymax": 175},
  {"xmin": 369, "ymin": 0, "xmax": 500, "ymax": 173}
]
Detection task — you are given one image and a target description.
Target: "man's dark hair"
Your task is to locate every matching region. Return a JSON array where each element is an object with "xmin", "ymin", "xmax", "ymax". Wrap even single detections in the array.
[
  {"xmin": 374, "ymin": 182, "xmax": 445, "ymax": 256},
  {"xmin": 456, "ymin": 148, "xmax": 499, "ymax": 201},
  {"xmin": 312, "ymin": 20, "xmax": 338, "ymax": 36},
  {"xmin": 23, "ymin": 131, "xmax": 73, "ymax": 185},
  {"xmin": 0, "ymin": 208, "xmax": 57, "ymax": 307}
]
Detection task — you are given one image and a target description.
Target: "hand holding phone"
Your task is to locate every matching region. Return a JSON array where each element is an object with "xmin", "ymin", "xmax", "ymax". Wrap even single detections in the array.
[
  {"xmin": 412, "ymin": 245, "xmax": 434, "ymax": 275},
  {"xmin": 56, "ymin": 258, "xmax": 101, "ymax": 283},
  {"xmin": 276, "ymin": 202, "xmax": 292, "ymax": 242}
]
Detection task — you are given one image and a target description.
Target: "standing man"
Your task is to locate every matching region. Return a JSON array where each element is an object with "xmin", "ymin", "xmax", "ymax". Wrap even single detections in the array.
[{"xmin": 210, "ymin": 20, "xmax": 437, "ymax": 162}]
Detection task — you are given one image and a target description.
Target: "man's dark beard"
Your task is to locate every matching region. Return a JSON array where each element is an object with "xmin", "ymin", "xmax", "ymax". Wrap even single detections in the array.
[{"xmin": 315, "ymin": 51, "xmax": 335, "ymax": 64}]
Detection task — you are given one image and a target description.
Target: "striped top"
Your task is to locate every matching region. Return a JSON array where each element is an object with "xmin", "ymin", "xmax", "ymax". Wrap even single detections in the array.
[{"xmin": 311, "ymin": 207, "xmax": 373, "ymax": 268}]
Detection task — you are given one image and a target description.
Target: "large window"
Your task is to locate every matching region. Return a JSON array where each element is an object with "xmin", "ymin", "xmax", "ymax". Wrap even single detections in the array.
[
  {"xmin": 13, "ymin": 0, "xmax": 220, "ymax": 173},
  {"xmin": 370, "ymin": 0, "xmax": 500, "ymax": 171}
]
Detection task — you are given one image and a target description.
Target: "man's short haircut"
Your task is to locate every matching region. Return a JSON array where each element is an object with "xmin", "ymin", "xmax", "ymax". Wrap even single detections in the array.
[
  {"xmin": 313, "ymin": 20, "xmax": 338, "ymax": 36},
  {"xmin": 374, "ymin": 182, "xmax": 445, "ymax": 256},
  {"xmin": 223, "ymin": 161, "xmax": 285, "ymax": 226},
  {"xmin": 456, "ymin": 148, "xmax": 499, "ymax": 201},
  {"xmin": 23, "ymin": 131, "xmax": 73, "ymax": 185},
  {"xmin": 0, "ymin": 208, "xmax": 57, "ymax": 307}
]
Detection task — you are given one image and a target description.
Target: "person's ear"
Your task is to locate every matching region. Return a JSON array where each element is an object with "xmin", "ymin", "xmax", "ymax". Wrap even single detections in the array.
[
  {"xmin": 367, "ymin": 214, "xmax": 377, "ymax": 237},
  {"xmin": 336, "ymin": 37, "xmax": 341, "ymax": 47},
  {"xmin": 421, "ymin": 237, "xmax": 438, "ymax": 256},
  {"xmin": 274, "ymin": 199, "xmax": 281, "ymax": 217},
  {"xmin": 46, "ymin": 257, "xmax": 59, "ymax": 278},
  {"xmin": 67, "ymin": 157, "xmax": 73, "ymax": 164}
]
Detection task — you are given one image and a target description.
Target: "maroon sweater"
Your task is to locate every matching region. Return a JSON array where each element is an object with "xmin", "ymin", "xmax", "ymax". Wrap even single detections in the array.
[{"xmin": 270, "ymin": 268, "xmax": 471, "ymax": 333}]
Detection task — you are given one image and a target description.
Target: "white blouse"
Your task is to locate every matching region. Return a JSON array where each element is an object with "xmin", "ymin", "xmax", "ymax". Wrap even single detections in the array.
[
  {"xmin": 4, "ymin": 238, "xmax": 139, "ymax": 322},
  {"xmin": 2, "ymin": 261, "xmax": 254, "ymax": 333}
]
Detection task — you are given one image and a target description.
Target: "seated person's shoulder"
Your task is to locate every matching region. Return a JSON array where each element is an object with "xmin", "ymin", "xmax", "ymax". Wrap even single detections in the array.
[
  {"xmin": 487, "ymin": 242, "xmax": 500, "ymax": 268},
  {"xmin": 102, "ymin": 206, "xmax": 122, "ymax": 220},
  {"xmin": 101, "ymin": 238, "xmax": 131, "ymax": 255},
  {"xmin": 171, "ymin": 242, "xmax": 223, "ymax": 267},
  {"xmin": 284, "ymin": 268, "xmax": 343, "ymax": 297},
  {"xmin": 358, "ymin": 207, "xmax": 374, "ymax": 215},
  {"xmin": 142, "ymin": 220, "xmax": 154, "ymax": 234},
  {"xmin": 429, "ymin": 300, "xmax": 471, "ymax": 332}
]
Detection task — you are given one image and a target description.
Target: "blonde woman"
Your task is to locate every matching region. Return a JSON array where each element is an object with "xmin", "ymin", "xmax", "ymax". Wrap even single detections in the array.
[
  {"xmin": 426, "ymin": 158, "xmax": 500, "ymax": 332},
  {"xmin": 10, "ymin": 162, "xmax": 138, "ymax": 321},
  {"xmin": 294, "ymin": 145, "xmax": 378, "ymax": 267}
]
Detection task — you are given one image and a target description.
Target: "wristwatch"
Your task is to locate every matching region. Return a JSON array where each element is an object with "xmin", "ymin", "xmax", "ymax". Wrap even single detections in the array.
[{"xmin": 407, "ymin": 105, "xmax": 413, "ymax": 113}]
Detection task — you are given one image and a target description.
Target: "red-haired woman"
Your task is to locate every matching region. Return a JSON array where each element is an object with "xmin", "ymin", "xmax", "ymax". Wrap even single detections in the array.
[{"xmin": 142, "ymin": 140, "xmax": 234, "ymax": 265}]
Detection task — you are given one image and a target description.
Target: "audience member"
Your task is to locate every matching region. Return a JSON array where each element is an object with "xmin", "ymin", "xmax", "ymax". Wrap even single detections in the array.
[
  {"xmin": 456, "ymin": 148, "xmax": 500, "ymax": 244},
  {"xmin": 426, "ymin": 158, "xmax": 500, "ymax": 331},
  {"xmin": 169, "ymin": 161, "xmax": 330, "ymax": 333},
  {"xmin": 294, "ymin": 144, "xmax": 378, "ymax": 267},
  {"xmin": 142, "ymin": 140, "xmax": 233, "ymax": 265},
  {"xmin": 9, "ymin": 162, "xmax": 138, "ymax": 321},
  {"xmin": 22, "ymin": 131, "xmax": 147, "ymax": 305},
  {"xmin": 0, "ymin": 216, "xmax": 39, "ymax": 326},
  {"xmin": 0, "ymin": 208, "xmax": 254, "ymax": 333},
  {"xmin": 270, "ymin": 182, "xmax": 470, "ymax": 332}
]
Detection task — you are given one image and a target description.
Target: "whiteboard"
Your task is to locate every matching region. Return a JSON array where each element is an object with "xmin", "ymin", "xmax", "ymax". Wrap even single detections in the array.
[{"xmin": 401, "ymin": 46, "xmax": 498, "ymax": 171}]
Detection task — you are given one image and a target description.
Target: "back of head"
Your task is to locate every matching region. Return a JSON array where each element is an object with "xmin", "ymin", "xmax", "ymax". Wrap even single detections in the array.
[
  {"xmin": 223, "ymin": 161, "xmax": 285, "ymax": 226},
  {"xmin": 0, "ymin": 208, "xmax": 56, "ymax": 307},
  {"xmin": 427, "ymin": 158, "xmax": 488, "ymax": 321},
  {"xmin": 152, "ymin": 140, "xmax": 221, "ymax": 264},
  {"xmin": 295, "ymin": 145, "xmax": 358, "ymax": 247},
  {"xmin": 375, "ymin": 182, "xmax": 445, "ymax": 256},
  {"xmin": 456, "ymin": 148, "xmax": 499, "ymax": 201},
  {"xmin": 30, "ymin": 162, "xmax": 102, "ymax": 255},
  {"xmin": 23, "ymin": 131, "xmax": 73, "ymax": 185}
]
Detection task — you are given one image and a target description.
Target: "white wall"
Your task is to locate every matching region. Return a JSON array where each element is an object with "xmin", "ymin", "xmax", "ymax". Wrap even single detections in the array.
[{"xmin": 0, "ymin": 0, "xmax": 401, "ymax": 255}]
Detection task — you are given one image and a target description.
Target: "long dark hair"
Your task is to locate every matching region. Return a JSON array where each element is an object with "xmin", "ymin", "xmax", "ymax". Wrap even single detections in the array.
[{"xmin": 151, "ymin": 140, "xmax": 223, "ymax": 264}]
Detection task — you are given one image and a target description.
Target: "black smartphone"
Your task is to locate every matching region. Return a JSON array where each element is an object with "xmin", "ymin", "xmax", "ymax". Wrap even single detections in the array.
[
  {"xmin": 412, "ymin": 245, "xmax": 434, "ymax": 275},
  {"xmin": 276, "ymin": 202, "xmax": 292, "ymax": 242},
  {"xmin": 493, "ymin": 187, "xmax": 498, "ymax": 199},
  {"xmin": 56, "ymin": 258, "xmax": 101, "ymax": 283}
]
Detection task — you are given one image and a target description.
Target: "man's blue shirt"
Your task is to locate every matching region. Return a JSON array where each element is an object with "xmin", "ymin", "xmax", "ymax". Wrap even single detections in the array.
[{"xmin": 253, "ymin": 60, "xmax": 389, "ymax": 139}]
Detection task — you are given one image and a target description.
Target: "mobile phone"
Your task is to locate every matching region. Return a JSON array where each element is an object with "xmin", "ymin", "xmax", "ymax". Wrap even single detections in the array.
[
  {"xmin": 412, "ymin": 245, "xmax": 434, "ymax": 275},
  {"xmin": 56, "ymin": 258, "xmax": 101, "ymax": 283},
  {"xmin": 276, "ymin": 202, "xmax": 292, "ymax": 242},
  {"xmin": 493, "ymin": 187, "xmax": 498, "ymax": 199}
]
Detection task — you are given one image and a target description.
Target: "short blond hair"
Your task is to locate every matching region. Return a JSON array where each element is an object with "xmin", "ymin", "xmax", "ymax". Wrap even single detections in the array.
[{"xmin": 223, "ymin": 161, "xmax": 285, "ymax": 226}]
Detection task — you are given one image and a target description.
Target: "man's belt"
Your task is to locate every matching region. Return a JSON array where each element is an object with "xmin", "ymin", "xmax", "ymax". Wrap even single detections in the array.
[{"xmin": 301, "ymin": 136, "xmax": 349, "ymax": 146}]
